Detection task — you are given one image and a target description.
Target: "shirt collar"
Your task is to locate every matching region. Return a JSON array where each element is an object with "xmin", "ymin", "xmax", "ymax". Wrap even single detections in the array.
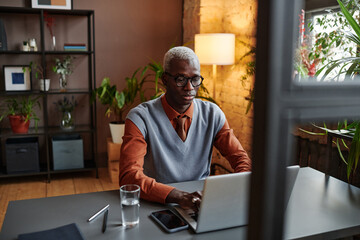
[{"xmin": 161, "ymin": 95, "xmax": 194, "ymax": 120}]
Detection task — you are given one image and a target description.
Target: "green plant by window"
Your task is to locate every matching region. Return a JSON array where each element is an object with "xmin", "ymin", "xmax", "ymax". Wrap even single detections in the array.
[
  {"xmin": 317, "ymin": 0, "xmax": 360, "ymax": 80},
  {"xmin": 300, "ymin": 0, "xmax": 360, "ymax": 180}
]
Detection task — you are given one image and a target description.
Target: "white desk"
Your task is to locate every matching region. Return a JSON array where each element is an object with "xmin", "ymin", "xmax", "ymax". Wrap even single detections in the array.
[{"xmin": 1, "ymin": 167, "xmax": 360, "ymax": 239}]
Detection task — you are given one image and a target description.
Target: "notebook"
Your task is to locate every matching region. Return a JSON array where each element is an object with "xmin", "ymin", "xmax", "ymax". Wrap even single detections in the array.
[
  {"xmin": 174, "ymin": 165, "xmax": 300, "ymax": 233},
  {"xmin": 18, "ymin": 223, "xmax": 85, "ymax": 240}
]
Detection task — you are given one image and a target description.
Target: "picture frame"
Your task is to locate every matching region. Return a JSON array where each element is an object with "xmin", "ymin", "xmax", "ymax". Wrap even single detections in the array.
[
  {"xmin": 3, "ymin": 65, "xmax": 32, "ymax": 91},
  {"xmin": 31, "ymin": 0, "xmax": 72, "ymax": 10}
]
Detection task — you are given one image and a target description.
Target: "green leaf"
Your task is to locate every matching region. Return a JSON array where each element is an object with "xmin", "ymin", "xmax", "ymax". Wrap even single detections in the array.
[
  {"xmin": 298, "ymin": 128, "xmax": 326, "ymax": 136},
  {"xmin": 346, "ymin": 62, "xmax": 358, "ymax": 76},
  {"xmin": 347, "ymin": 122, "xmax": 360, "ymax": 179},
  {"xmin": 336, "ymin": 139, "xmax": 348, "ymax": 165},
  {"xmin": 337, "ymin": 0, "xmax": 360, "ymax": 39},
  {"xmin": 115, "ymin": 91, "xmax": 125, "ymax": 109},
  {"xmin": 342, "ymin": 138, "xmax": 349, "ymax": 149}
]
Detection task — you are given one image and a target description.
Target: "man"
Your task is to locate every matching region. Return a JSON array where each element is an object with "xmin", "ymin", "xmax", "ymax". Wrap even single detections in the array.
[{"xmin": 119, "ymin": 46, "xmax": 251, "ymax": 211}]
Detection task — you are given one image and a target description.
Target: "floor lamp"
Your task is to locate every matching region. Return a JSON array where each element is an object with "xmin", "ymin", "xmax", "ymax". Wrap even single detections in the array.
[{"xmin": 194, "ymin": 33, "xmax": 235, "ymax": 100}]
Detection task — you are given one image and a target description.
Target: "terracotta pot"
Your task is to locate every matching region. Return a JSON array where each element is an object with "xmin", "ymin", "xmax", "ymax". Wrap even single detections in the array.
[{"xmin": 8, "ymin": 115, "xmax": 30, "ymax": 133}]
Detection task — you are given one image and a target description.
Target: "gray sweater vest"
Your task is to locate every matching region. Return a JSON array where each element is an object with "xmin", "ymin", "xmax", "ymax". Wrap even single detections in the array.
[{"xmin": 126, "ymin": 97, "xmax": 225, "ymax": 184}]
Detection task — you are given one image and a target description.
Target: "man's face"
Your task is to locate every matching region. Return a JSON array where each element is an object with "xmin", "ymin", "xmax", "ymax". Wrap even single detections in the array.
[{"xmin": 162, "ymin": 59, "xmax": 201, "ymax": 113}]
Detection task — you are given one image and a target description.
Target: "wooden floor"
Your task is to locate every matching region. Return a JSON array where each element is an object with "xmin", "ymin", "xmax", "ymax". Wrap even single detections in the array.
[{"xmin": 0, "ymin": 168, "xmax": 119, "ymax": 230}]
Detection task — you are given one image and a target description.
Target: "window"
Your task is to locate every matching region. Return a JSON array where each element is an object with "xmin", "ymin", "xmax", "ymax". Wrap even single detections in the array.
[{"xmin": 297, "ymin": 7, "xmax": 360, "ymax": 81}]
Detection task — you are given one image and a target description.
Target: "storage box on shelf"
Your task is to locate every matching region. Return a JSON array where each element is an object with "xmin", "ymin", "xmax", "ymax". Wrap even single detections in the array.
[
  {"xmin": 52, "ymin": 134, "xmax": 84, "ymax": 170},
  {"xmin": 0, "ymin": 7, "xmax": 97, "ymax": 181},
  {"xmin": 5, "ymin": 137, "xmax": 40, "ymax": 174}
]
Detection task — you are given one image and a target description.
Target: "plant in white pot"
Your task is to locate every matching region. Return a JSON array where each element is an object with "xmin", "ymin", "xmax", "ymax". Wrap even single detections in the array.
[
  {"xmin": 29, "ymin": 61, "xmax": 50, "ymax": 91},
  {"xmin": 91, "ymin": 62, "xmax": 166, "ymax": 144},
  {"xmin": 0, "ymin": 96, "xmax": 41, "ymax": 133},
  {"xmin": 91, "ymin": 77, "xmax": 126, "ymax": 144}
]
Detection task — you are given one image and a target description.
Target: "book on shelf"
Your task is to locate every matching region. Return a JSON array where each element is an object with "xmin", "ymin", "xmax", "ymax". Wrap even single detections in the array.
[
  {"xmin": 64, "ymin": 43, "xmax": 86, "ymax": 46},
  {"xmin": 64, "ymin": 43, "xmax": 87, "ymax": 51}
]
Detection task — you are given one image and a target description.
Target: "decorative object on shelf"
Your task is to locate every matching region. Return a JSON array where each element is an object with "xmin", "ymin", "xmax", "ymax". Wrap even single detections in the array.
[
  {"xmin": 31, "ymin": 0, "xmax": 72, "ymax": 10},
  {"xmin": 0, "ymin": 96, "xmax": 41, "ymax": 134},
  {"xmin": 0, "ymin": 18, "xmax": 7, "ymax": 50},
  {"xmin": 22, "ymin": 41, "xmax": 30, "ymax": 51},
  {"xmin": 54, "ymin": 96, "xmax": 78, "ymax": 130},
  {"xmin": 29, "ymin": 38, "xmax": 38, "ymax": 51},
  {"xmin": 29, "ymin": 61, "xmax": 50, "ymax": 91},
  {"xmin": 52, "ymin": 36, "xmax": 56, "ymax": 51},
  {"xmin": 52, "ymin": 56, "xmax": 74, "ymax": 92},
  {"xmin": 44, "ymin": 11, "xmax": 56, "ymax": 51},
  {"xmin": 3, "ymin": 65, "xmax": 31, "ymax": 91},
  {"xmin": 39, "ymin": 79, "xmax": 50, "ymax": 91}
]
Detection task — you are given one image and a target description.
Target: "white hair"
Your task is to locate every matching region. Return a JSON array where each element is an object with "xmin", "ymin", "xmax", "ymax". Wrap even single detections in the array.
[{"xmin": 163, "ymin": 46, "xmax": 200, "ymax": 72}]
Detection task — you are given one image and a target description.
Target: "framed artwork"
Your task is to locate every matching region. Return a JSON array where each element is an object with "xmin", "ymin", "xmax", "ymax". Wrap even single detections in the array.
[
  {"xmin": 3, "ymin": 66, "xmax": 32, "ymax": 91},
  {"xmin": 31, "ymin": 0, "xmax": 72, "ymax": 10}
]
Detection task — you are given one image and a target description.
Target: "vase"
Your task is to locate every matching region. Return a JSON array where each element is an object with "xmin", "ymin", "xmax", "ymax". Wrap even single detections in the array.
[
  {"xmin": 51, "ymin": 35, "xmax": 56, "ymax": 51},
  {"xmin": 60, "ymin": 111, "xmax": 74, "ymax": 130},
  {"xmin": 59, "ymin": 74, "xmax": 67, "ymax": 92},
  {"xmin": 39, "ymin": 79, "xmax": 50, "ymax": 91}
]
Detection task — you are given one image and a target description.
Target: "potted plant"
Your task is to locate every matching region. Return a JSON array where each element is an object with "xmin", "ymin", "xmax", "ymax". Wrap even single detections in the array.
[
  {"xmin": 319, "ymin": 0, "xmax": 360, "ymax": 180},
  {"xmin": 29, "ymin": 61, "xmax": 50, "ymax": 91},
  {"xmin": 54, "ymin": 96, "xmax": 78, "ymax": 130},
  {"xmin": 299, "ymin": 0, "xmax": 360, "ymax": 181},
  {"xmin": 52, "ymin": 55, "xmax": 74, "ymax": 92},
  {"xmin": 0, "ymin": 96, "xmax": 41, "ymax": 133},
  {"xmin": 92, "ymin": 60, "xmax": 167, "ymax": 144},
  {"xmin": 92, "ymin": 77, "xmax": 126, "ymax": 143}
]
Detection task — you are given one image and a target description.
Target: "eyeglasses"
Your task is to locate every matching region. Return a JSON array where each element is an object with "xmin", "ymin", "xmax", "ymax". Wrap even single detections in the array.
[{"xmin": 164, "ymin": 72, "xmax": 204, "ymax": 87}]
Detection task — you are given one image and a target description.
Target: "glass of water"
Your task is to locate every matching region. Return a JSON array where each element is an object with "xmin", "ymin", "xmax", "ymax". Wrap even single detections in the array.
[{"xmin": 120, "ymin": 184, "xmax": 140, "ymax": 228}]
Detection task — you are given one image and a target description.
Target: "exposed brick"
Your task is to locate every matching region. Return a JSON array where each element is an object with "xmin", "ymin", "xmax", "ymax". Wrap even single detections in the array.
[{"xmin": 184, "ymin": 0, "xmax": 257, "ymax": 164}]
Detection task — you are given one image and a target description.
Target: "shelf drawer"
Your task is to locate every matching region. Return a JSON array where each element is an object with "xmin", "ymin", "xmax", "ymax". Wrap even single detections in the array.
[
  {"xmin": 5, "ymin": 137, "xmax": 40, "ymax": 174},
  {"xmin": 52, "ymin": 134, "xmax": 84, "ymax": 170}
]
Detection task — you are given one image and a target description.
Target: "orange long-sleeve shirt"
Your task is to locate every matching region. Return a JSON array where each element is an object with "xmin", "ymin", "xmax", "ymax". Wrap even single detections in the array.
[{"xmin": 119, "ymin": 95, "xmax": 251, "ymax": 203}]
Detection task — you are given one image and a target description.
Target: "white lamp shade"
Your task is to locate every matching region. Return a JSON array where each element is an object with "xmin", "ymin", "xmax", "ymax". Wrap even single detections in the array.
[{"xmin": 195, "ymin": 33, "xmax": 235, "ymax": 65}]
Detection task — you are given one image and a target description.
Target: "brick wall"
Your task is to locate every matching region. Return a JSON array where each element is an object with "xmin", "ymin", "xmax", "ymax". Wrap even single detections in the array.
[{"xmin": 184, "ymin": 0, "xmax": 257, "ymax": 172}]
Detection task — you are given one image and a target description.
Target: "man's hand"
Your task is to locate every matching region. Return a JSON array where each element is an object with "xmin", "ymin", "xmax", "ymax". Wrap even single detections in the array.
[{"xmin": 166, "ymin": 188, "xmax": 202, "ymax": 211}]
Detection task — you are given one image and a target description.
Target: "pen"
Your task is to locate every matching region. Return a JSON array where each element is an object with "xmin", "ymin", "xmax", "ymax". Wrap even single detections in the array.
[
  {"xmin": 87, "ymin": 204, "xmax": 110, "ymax": 222},
  {"xmin": 102, "ymin": 209, "xmax": 108, "ymax": 233}
]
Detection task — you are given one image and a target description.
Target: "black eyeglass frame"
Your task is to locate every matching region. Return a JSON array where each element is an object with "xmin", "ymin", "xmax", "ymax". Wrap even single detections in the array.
[{"xmin": 164, "ymin": 72, "xmax": 204, "ymax": 87}]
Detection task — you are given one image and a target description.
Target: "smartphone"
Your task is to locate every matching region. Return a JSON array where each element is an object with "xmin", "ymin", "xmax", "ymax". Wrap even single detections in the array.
[{"xmin": 150, "ymin": 209, "xmax": 188, "ymax": 233}]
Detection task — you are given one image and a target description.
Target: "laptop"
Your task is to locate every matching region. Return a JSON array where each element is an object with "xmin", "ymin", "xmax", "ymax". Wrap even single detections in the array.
[{"xmin": 173, "ymin": 165, "xmax": 300, "ymax": 233}]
